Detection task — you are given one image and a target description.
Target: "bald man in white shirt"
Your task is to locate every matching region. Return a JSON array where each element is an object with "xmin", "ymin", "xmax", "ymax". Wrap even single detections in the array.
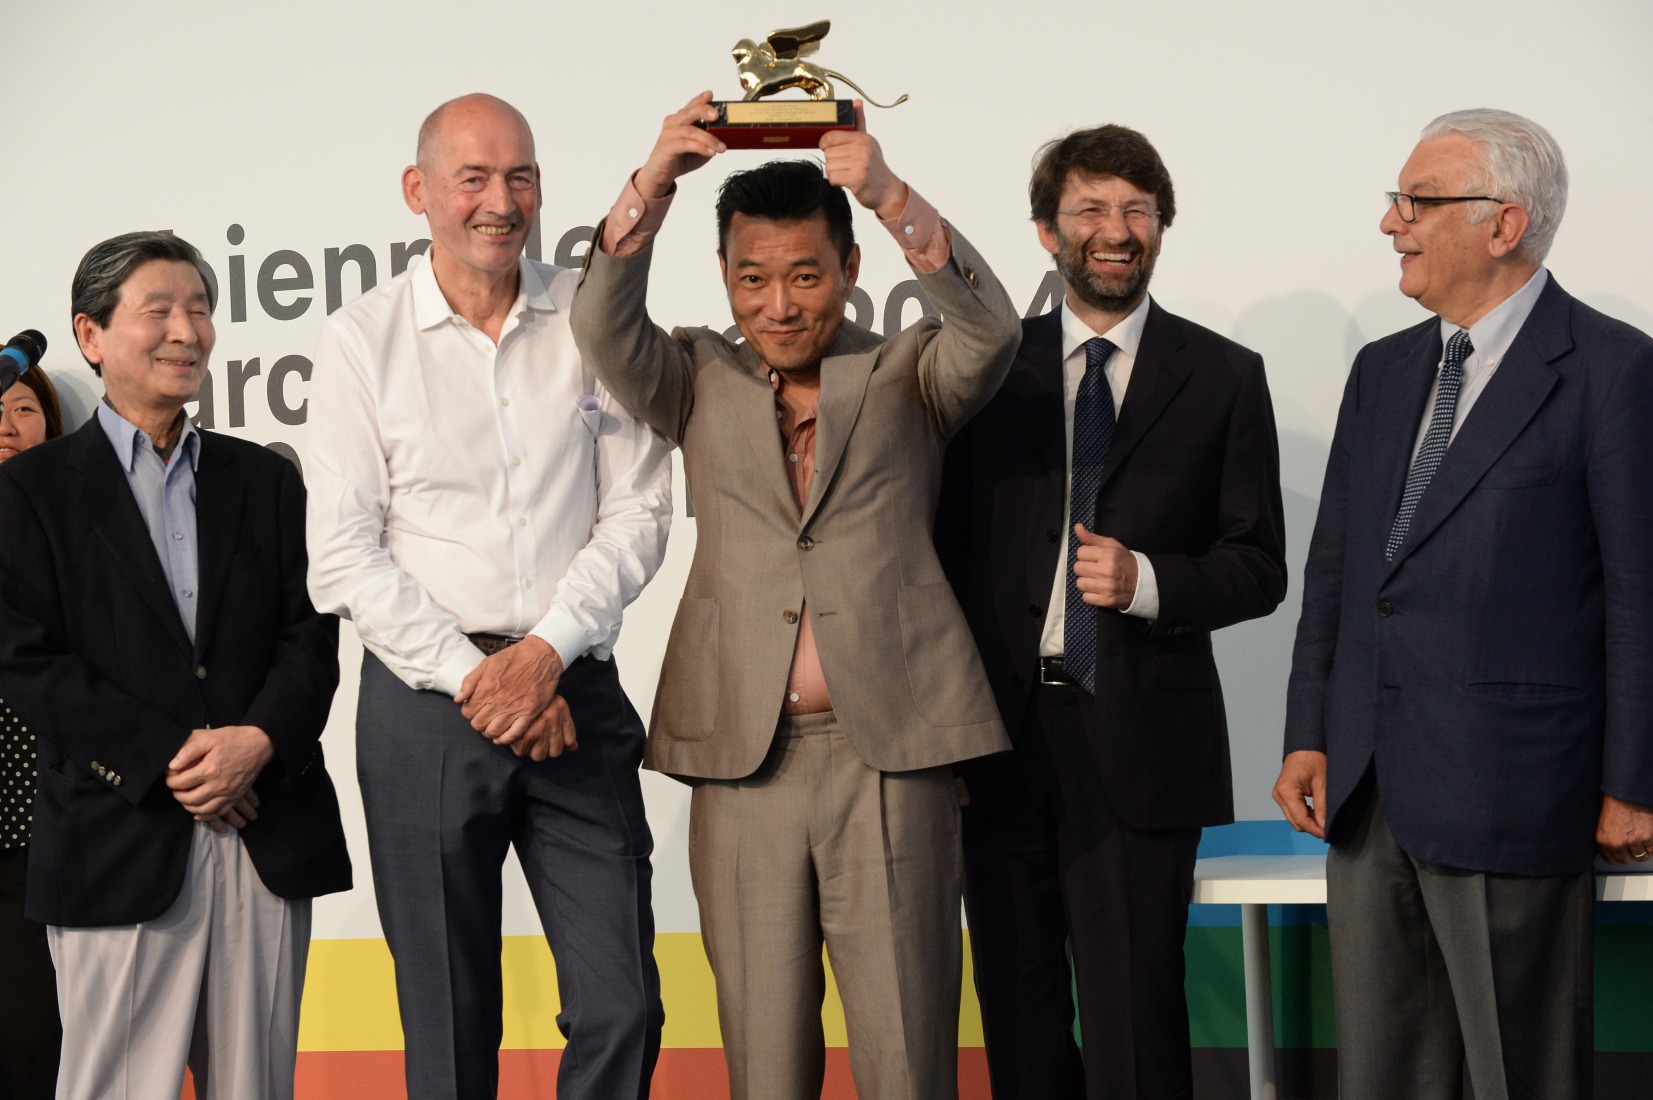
[{"xmin": 306, "ymin": 93, "xmax": 672, "ymax": 1100}]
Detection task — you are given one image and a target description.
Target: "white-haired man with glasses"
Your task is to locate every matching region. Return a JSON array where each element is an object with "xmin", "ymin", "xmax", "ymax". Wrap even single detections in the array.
[{"xmin": 1276, "ymin": 108, "xmax": 1653, "ymax": 1098}]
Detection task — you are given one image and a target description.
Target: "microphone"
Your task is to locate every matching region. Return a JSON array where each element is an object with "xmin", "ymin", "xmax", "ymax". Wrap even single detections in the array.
[{"xmin": 0, "ymin": 329, "xmax": 47, "ymax": 394}]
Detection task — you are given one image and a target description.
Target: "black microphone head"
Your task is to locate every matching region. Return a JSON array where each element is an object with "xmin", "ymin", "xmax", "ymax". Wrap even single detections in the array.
[{"xmin": 6, "ymin": 329, "xmax": 47, "ymax": 361}]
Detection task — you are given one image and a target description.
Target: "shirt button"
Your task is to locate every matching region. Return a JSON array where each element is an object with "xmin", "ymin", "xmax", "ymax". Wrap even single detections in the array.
[
  {"xmin": 517, "ymin": 517, "xmax": 527, "ymax": 527},
  {"xmin": 782, "ymin": 610, "xmax": 799, "ymax": 624},
  {"xmin": 172, "ymin": 531, "xmax": 183, "ymax": 541},
  {"xmin": 628, "ymin": 207, "xmax": 639, "ymax": 219},
  {"xmin": 789, "ymin": 692, "xmax": 800, "ymax": 702},
  {"xmin": 512, "ymin": 456, "xmax": 523, "ymax": 467},
  {"xmin": 181, "ymin": 588, "xmax": 194, "ymax": 598},
  {"xmin": 903, "ymin": 224, "xmax": 915, "ymax": 236},
  {"xmin": 500, "ymin": 397, "xmax": 511, "ymax": 408},
  {"xmin": 789, "ymin": 453, "xmax": 799, "ymax": 463},
  {"xmin": 523, "ymin": 579, "xmax": 534, "ymax": 589}
]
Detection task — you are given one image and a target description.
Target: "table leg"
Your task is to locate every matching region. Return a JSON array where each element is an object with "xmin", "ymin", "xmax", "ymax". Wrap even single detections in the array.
[{"xmin": 1240, "ymin": 901, "xmax": 1277, "ymax": 1100}]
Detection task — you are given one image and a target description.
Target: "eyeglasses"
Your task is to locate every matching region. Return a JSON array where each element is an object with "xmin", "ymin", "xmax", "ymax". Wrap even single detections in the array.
[
  {"xmin": 1385, "ymin": 191, "xmax": 1506, "ymax": 223},
  {"xmin": 1055, "ymin": 204, "xmax": 1159, "ymax": 230}
]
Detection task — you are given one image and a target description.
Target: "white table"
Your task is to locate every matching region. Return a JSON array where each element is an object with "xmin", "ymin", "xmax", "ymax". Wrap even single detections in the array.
[{"xmin": 1191, "ymin": 854, "xmax": 1653, "ymax": 1100}]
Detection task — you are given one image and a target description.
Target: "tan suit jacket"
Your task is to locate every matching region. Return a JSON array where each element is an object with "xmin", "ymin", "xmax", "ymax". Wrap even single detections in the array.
[{"xmin": 571, "ymin": 227, "xmax": 1019, "ymax": 779}]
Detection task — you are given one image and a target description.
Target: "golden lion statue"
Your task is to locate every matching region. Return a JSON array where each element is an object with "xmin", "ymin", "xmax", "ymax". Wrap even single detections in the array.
[{"xmin": 731, "ymin": 20, "xmax": 909, "ymax": 109}]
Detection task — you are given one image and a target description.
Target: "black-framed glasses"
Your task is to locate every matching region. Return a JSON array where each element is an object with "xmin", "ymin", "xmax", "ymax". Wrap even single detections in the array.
[{"xmin": 1386, "ymin": 191, "xmax": 1506, "ymax": 223}]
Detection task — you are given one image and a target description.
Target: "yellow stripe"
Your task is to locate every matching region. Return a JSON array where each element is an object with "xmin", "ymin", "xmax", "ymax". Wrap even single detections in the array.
[{"xmin": 299, "ymin": 932, "xmax": 985, "ymax": 1052}]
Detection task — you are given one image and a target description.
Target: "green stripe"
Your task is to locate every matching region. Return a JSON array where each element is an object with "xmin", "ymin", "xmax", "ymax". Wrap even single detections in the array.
[{"xmin": 1184, "ymin": 924, "xmax": 1653, "ymax": 1052}]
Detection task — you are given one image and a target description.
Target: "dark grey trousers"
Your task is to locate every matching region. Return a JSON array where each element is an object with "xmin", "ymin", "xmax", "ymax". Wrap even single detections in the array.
[
  {"xmin": 357, "ymin": 652, "xmax": 662, "ymax": 1100},
  {"xmin": 1326, "ymin": 777, "xmax": 1593, "ymax": 1100}
]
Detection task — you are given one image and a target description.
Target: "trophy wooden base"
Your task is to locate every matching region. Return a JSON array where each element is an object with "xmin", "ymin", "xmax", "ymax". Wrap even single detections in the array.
[{"xmin": 703, "ymin": 99, "xmax": 854, "ymax": 149}]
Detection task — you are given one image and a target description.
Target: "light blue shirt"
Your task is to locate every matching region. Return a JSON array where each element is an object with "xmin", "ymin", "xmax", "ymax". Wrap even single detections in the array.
[
  {"xmin": 1411, "ymin": 267, "xmax": 1550, "ymax": 460},
  {"xmin": 96, "ymin": 403, "xmax": 202, "ymax": 644}
]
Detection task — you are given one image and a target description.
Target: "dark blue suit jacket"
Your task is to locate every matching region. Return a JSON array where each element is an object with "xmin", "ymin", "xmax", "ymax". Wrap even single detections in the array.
[{"xmin": 1284, "ymin": 276, "xmax": 1653, "ymax": 875}]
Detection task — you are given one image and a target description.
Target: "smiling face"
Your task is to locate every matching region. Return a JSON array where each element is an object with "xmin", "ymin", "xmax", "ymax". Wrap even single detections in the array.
[
  {"xmin": 1038, "ymin": 171, "xmax": 1163, "ymax": 321},
  {"xmin": 404, "ymin": 97, "xmax": 540, "ymax": 286},
  {"xmin": 1380, "ymin": 133, "xmax": 1531, "ymax": 326},
  {"xmin": 74, "ymin": 259, "xmax": 214, "ymax": 418},
  {"xmin": 719, "ymin": 212, "xmax": 860, "ymax": 377},
  {"xmin": 0, "ymin": 381, "xmax": 48, "ymax": 461}
]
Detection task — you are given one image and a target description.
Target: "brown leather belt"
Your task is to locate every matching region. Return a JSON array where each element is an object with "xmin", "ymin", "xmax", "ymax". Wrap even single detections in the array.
[
  {"xmin": 467, "ymin": 632, "xmax": 523, "ymax": 657},
  {"xmin": 1038, "ymin": 656, "xmax": 1077, "ymax": 687}
]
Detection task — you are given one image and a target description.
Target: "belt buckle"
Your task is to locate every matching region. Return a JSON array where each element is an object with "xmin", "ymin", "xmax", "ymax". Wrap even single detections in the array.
[{"xmin": 1039, "ymin": 657, "xmax": 1073, "ymax": 687}]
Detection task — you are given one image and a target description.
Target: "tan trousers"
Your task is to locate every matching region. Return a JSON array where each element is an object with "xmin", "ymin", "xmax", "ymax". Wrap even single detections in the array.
[
  {"xmin": 689, "ymin": 712, "xmax": 963, "ymax": 1100},
  {"xmin": 49, "ymin": 822, "xmax": 310, "ymax": 1100}
]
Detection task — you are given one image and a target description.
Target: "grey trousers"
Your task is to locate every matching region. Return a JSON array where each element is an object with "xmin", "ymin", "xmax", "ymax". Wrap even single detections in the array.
[
  {"xmin": 50, "ymin": 822, "xmax": 309, "ymax": 1100},
  {"xmin": 1326, "ymin": 778, "xmax": 1593, "ymax": 1100},
  {"xmin": 357, "ymin": 652, "xmax": 662, "ymax": 1100},
  {"xmin": 688, "ymin": 712, "xmax": 963, "ymax": 1100}
]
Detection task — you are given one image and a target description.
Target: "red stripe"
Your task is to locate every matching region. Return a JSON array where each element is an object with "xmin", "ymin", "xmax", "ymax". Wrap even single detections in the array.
[{"xmin": 182, "ymin": 1048, "xmax": 992, "ymax": 1098}]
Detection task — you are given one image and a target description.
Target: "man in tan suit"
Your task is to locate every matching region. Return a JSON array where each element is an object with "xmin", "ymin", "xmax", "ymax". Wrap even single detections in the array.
[{"xmin": 570, "ymin": 93, "xmax": 1021, "ymax": 1100}]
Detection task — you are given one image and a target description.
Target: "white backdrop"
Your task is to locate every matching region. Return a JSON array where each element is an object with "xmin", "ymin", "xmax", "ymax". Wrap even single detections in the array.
[{"xmin": 4, "ymin": 0, "xmax": 1651, "ymax": 941}]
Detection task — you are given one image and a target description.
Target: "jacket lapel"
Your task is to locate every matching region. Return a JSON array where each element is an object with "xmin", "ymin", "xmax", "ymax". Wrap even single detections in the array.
[
  {"xmin": 191, "ymin": 433, "xmax": 245, "ymax": 661},
  {"xmin": 797, "ymin": 323, "xmax": 882, "ymax": 528},
  {"xmin": 720, "ymin": 339, "xmax": 799, "ymax": 521},
  {"xmin": 73, "ymin": 421, "xmax": 194, "ymax": 656},
  {"xmin": 1386, "ymin": 281, "xmax": 1569, "ymax": 571},
  {"xmin": 1011, "ymin": 312, "xmax": 1068, "ymax": 503},
  {"xmin": 1097, "ymin": 301, "xmax": 1193, "ymax": 494},
  {"xmin": 1369, "ymin": 320, "xmax": 1443, "ymax": 553}
]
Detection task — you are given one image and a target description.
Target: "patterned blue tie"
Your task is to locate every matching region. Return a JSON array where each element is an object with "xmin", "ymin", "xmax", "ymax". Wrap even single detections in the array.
[
  {"xmin": 1386, "ymin": 329, "xmax": 1473, "ymax": 560},
  {"xmin": 1064, "ymin": 336, "xmax": 1117, "ymax": 694}
]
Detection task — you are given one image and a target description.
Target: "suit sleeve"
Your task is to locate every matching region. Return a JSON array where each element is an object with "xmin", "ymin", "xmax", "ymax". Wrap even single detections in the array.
[
  {"xmin": 1145, "ymin": 349, "xmax": 1288, "ymax": 634},
  {"xmin": 569, "ymin": 228, "xmax": 697, "ymax": 446},
  {"xmin": 243, "ymin": 457, "xmax": 340, "ymax": 781},
  {"xmin": 910, "ymin": 226, "xmax": 1022, "ymax": 439},
  {"xmin": 1282, "ymin": 352, "xmax": 1363, "ymax": 755},
  {"xmin": 0, "ymin": 468, "xmax": 185, "ymax": 807},
  {"xmin": 1589, "ymin": 339, "xmax": 1653, "ymax": 807}
]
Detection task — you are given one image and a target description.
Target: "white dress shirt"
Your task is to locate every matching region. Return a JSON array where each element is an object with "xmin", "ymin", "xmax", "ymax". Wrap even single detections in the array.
[
  {"xmin": 306, "ymin": 253, "xmax": 672, "ymax": 696},
  {"xmin": 1039, "ymin": 296, "xmax": 1160, "ymax": 659}
]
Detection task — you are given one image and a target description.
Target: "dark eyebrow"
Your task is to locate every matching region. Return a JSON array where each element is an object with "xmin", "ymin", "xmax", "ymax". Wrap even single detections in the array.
[{"xmin": 734, "ymin": 256, "xmax": 826, "ymax": 270}]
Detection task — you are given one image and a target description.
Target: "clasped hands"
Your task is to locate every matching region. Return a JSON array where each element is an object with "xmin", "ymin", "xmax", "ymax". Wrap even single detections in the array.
[
  {"xmin": 455, "ymin": 636, "xmax": 577, "ymax": 761},
  {"xmin": 166, "ymin": 724, "xmax": 275, "ymax": 831}
]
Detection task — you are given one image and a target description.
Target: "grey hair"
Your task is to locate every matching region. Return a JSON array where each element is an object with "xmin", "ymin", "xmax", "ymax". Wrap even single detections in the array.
[
  {"xmin": 1421, "ymin": 108, "xmax": 1568, "ymax": 262},
  {"xmin": 71, "ymin": 231, "xmax": 216, "ymax": 375}
]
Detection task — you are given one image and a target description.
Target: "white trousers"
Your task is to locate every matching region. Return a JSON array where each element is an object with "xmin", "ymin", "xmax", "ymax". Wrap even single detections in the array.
[{"xmin": 49, "ymin": 821, "xmax": 311, "ymax": 1100}]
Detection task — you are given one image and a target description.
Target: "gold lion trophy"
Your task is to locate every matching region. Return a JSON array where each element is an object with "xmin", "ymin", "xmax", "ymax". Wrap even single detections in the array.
[{"xmin": 704, "ymin": 20, "xmax": 909, "ymax": 149}]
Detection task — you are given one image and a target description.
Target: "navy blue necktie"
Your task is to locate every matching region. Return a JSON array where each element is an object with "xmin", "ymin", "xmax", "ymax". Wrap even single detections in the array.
[
  {"xmin": 1064, "ymin": 336, "xmax": 1117, "ymax": 694},
  {"xmin": 1386, "ymin": 329, "xmax": 1473, "ymax": 560}
]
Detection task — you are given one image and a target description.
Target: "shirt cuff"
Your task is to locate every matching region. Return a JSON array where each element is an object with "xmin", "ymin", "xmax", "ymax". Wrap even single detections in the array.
[
  {"xmin": 877, "ymin": 186, "xmax": 952, "ymax": 274},
  {"xmin": 1123, "ymin": 552, "xmax": 1159, "ymax": 621},
  {"xmin": 529, "ymin": 606, "xmax": 594, "ymax": 671},
  {"xmin": 435, "ymin": 644, "xmax": 486, "ymax": 699},
  {"xmin": 601, "ymin": 173, "xmax": 676, "ymax": 257}
]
